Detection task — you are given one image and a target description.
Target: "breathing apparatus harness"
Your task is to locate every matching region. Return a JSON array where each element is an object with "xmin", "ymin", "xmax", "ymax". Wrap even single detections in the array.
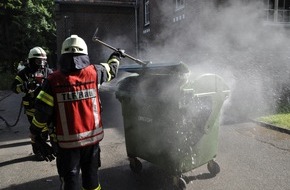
[{"xmin": 0, "ymin": 61, "xmax": 49, "ymax": 128}]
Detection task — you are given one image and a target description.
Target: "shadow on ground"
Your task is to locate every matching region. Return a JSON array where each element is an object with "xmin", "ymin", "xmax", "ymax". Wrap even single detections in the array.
[
  {"xmin": 1, "ymin": 161, "xmax": 217, "ymax": 190},
  {"xmin": 1, "ymin": 175, "xmax": 60, "ymax": 190}
]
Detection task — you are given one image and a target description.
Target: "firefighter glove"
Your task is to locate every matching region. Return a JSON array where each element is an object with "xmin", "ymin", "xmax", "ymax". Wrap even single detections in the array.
[
  {"xmin": 26, "ymin": 79, "xmax": 37, "ymax": 91},
  {"xmin": 111, "ymin": 49, "xmax": 125, "ymax": 58},
  {"xmin": 34, "ymin": 135, "xmax": 56, "ymax": 162},
  {"xmin": 117, "ymin": 49, "xmax": 125, "ymax": 58}
]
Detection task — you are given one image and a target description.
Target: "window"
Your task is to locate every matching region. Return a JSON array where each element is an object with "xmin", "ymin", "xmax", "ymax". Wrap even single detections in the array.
[
  {"xmin": 176, "ymin": 0, "xmax": 185, "ymax": 11},
  {"xmin": 144, "ymin": 0, "xmax": 150, "ymax": 26},
  {"xmin": 264, "ymin": 0, "xmax": 290, "ymax": 23}
]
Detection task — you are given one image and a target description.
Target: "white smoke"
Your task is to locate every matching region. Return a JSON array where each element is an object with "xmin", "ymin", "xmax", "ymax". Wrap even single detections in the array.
[{"xmin": 141, "ymin": 0, "xmax": 290, "ymax": 123}]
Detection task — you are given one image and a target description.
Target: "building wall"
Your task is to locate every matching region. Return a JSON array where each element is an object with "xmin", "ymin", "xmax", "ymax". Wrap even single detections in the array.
[
  {"xmin": 54, "ymin": 0, "xmax": 290, "ymax": 65},
  {"xmin": 55, "ymin": 1, "xmax": 137, "ymax": 65},
  {"xmin": 54, "ymin": 0, "xmax": 223, "ymax": 65},
  {"xmin": 137, "ymin": 0, "xmax": 209, "ymax": 63}
]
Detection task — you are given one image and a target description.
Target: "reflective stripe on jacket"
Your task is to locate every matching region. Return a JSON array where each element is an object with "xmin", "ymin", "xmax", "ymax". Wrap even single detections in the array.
[{"xmin": 49, "ymin": 65, "xmax": 103, "ymax": 148}]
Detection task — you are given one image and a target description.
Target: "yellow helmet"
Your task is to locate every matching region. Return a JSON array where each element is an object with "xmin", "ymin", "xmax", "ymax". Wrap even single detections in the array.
[
  {"xmin": 61, "ymin": 35, "xmax": 88, "ymax": 55},
  {"xmin": 28, "ymin": 47, "xmax": 47, "ymax": 59}
]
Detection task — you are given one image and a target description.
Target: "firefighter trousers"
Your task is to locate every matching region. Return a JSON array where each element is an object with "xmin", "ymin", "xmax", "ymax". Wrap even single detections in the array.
[{"xmin": 57, "ymin": 143, "xmax": 101, "ymax": 190}]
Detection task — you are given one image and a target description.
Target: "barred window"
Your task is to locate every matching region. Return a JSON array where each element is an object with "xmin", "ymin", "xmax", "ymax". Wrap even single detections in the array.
[
  {"xmin": 176, "ymin": 0, "xmax": 185, "ymax": 11},
  {"xmin": 144, "ymin": 0, "xmax": 150, "ymax": 26}
]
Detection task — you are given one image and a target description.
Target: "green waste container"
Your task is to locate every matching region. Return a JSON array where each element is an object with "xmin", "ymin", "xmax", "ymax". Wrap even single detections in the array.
[{"xmin": 116, "ymin": 62, "xmax": 229, "ymax": 189}]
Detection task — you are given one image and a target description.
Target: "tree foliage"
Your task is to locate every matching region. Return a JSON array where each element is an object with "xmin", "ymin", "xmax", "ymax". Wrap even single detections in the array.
[{"xmin": 0, "ymin": 0, "xmax": 56, "ymax": 67}]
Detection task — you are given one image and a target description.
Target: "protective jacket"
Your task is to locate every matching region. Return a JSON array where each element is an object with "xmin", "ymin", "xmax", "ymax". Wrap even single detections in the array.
[
  {"xmin": 49, "ymin": 65, "xmax": 102, "ymax": 148},
  {"xmin": 31, "ymin": 54, "xmax": 120, "ymax": 149}
]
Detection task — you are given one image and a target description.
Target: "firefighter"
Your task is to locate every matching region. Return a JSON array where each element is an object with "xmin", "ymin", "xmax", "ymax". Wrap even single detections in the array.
[
  {"xmin": 11, "ymin": 47, "xmax": 53, "ymax": 161},
  {"xmin": 29, "ymin": 35, "xmax": 124, "ymax": 190}
]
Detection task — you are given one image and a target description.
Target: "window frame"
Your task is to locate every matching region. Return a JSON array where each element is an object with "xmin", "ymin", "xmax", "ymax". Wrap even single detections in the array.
[
  {"xmin": 175, "ymin": 0, "xmax": 185, "ymax": 11},
  {"xmin": 144, "ymin": 0, "xmax": 150, "ymax": 26}
]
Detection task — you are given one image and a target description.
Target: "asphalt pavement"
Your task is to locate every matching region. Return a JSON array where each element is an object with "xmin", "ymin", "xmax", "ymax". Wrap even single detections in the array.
[{"xmin": 1, "ymin": 88, "xmax": 290, "ymax": 190}]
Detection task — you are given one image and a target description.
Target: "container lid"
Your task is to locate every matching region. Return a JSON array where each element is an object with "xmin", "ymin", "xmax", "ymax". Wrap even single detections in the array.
[{"xmin": 119, "ymin": 62, "xmax": 190, "ymax": 75}]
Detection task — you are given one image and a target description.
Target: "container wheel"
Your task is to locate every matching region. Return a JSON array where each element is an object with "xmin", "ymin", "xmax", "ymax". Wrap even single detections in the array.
[
  {"xmin": 129, "ymin": 157, "xmax": 142, "ymax": 173},
  {"xmin": 207, "ymin": 160, "xmax": 220, "ymax": 176},
  {"xmin": 173, "ymin": 176, "xmax": 187, "ymax": 190}
]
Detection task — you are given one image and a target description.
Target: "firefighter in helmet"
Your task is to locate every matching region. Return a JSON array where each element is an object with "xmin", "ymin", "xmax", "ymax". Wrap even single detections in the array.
[
  {"xmin": 29, "ymin": 35, "xmax": 124, "ymax": 190},
  {"xmin": 11, "ymin": 47, "xmax": 53, "ymax": 161}
]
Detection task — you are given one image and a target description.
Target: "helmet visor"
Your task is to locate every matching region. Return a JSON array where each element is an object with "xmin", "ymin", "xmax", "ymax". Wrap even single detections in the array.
[
  {"xmin": 35, "ymin": 59, "xmax": 47, "ymax": 67},
  {"xmin": 64, "ymin": 46, "xmax": 85, "ymax": 54}
]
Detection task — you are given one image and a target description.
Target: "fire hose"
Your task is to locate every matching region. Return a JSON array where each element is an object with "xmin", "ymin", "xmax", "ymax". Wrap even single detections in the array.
[{"xmin": 0, "ymin": 96, "xmax": 23, "ymax": 128}]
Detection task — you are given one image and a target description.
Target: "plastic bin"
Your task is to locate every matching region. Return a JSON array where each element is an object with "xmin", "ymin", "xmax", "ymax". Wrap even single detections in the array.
[{"xmin": 116, "ymin": 62, "xmax": 229, "ymax": 189}]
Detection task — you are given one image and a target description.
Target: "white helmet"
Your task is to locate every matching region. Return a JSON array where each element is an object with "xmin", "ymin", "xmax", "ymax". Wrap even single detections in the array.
[
  {"xmin": 28, "ymin": 47, "xmax": 47, "ymax": 59},
  {"xmin": 61, "ymin": 35, "xmax": 88, "ymax": 55}
]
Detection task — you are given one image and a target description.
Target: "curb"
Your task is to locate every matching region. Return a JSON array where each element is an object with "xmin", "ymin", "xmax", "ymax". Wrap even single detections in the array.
[{"xmin": 252, "ymin": 120, "xmax": 290, "ymax": 135}]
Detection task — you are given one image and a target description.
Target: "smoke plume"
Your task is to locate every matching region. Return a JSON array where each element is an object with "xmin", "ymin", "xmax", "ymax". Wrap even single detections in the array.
[{"xmin": 143, "ymin": 0, "xmax": 290, "ymax": 123}]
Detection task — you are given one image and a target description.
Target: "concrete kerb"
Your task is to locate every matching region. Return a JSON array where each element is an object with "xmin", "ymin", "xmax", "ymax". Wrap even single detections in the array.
[{"xmin": 252, "ymin": 119, "xmax": 290, "ymax": 135}]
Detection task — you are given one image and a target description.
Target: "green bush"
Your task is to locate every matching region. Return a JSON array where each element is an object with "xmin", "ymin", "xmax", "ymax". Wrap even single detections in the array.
[
  {"xmin": 276, "ymin": 86, "xmax": 290, "ymax": 114},
  {"xmin": 277, "ymin": 104, "xmax": 290, "ymax": 113}
]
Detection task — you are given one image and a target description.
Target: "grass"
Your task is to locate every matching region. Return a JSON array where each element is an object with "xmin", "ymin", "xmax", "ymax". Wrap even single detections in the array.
[{"xmin": 258, "ymin": 113, "xmax": 290, "ymax": 130}]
